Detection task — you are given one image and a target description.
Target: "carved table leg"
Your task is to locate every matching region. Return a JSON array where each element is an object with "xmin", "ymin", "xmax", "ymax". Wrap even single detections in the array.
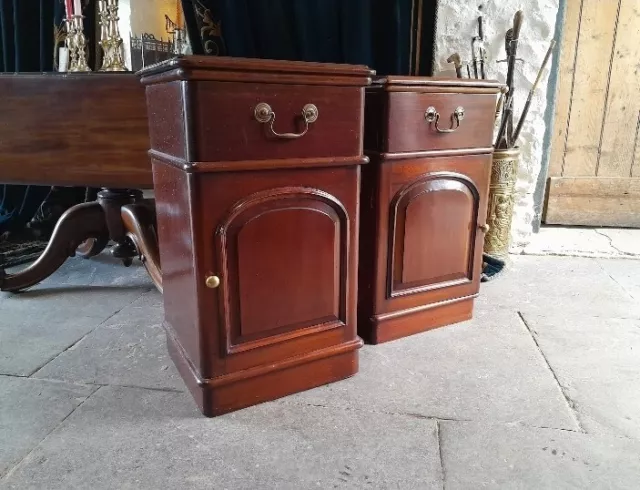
[
  {"xmin": 121, "ymin": 200, "xmax": 162, "ymax": 293},
  {"xmin": 0, "ymin": 201, "xmax": 108, "ymax": 292},
  {"xmin": 97, "ymin": 188, "xmax": 143, "ymax": 266},
  {"xmin": 76, "ymin": 236, "xmax": 110, "ymax": 258},
  {"xmin": 0, "ymin": 189, "xmax": 162, "ymax": 293}
]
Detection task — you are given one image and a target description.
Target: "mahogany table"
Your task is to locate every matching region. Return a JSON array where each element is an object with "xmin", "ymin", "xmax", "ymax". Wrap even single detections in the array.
[{"xmin": 0, "ymin": 73, "xmax": 161, "ymax": 292}]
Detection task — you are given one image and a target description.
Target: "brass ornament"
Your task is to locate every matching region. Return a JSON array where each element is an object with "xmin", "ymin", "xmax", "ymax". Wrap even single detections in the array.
[
  {"xmin": 67, "ymin": 15, "xmax": 92, "ymax": 72},
  {"xmin": 424, "ymin": 106, "xmax": 465, "ymax": 133},
  {"xmin": 205, "ymin": 275, "xmax": 220, "ymax": 289},
  {"xmin": 98, "ymin": 0, "xmax": 127, "ymax": 72},
  {"xmin": 484, "ymin": 147, "xmax": 520, "ymax": 258},
  {"xmin": 253, "ymin": 102, "xmax": 318, "ymax": 139}
]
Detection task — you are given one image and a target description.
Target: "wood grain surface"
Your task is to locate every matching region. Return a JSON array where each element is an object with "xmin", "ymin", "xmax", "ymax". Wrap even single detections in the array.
[
  {"xmin": 545, "ymin": 0, "xmax": 640, "ymax": 226},
  {"xmin": 0, "ymin": 73, "xmax": 152, "ymax": 188}
]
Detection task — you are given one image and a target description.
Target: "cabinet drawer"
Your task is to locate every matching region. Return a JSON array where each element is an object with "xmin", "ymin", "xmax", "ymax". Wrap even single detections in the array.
[
  {"xmin": 385, "ymin": 92, "xmax": 496, "ymax": 152},
  {"xmin": 190, "ymin": 81, "xmax": 364, "ymax": 162}
]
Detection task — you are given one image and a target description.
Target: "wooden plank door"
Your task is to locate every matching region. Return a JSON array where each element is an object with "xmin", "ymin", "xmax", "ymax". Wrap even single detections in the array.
[{"xmin": 545, "ymin": 0, "xmax": 640, "ymax": 227}]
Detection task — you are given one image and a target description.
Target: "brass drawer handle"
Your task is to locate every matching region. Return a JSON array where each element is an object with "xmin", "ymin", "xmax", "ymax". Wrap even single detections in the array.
[
  {"xmin": 254, "ymin": 102, "xmax": 319, "ymax": 139},
  {"xmin": 205, "ymin": 275, "xmax": 220, "ymax": 289},
  {"xmin": 424, "ymin": 106, "xmax": 465, "ymax": 133},
  {"xmin": 479, "ymin": 223, "xmax": 490, "ymax": 233}
]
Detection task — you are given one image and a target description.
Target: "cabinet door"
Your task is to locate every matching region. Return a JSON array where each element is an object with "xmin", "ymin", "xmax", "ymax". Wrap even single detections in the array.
[
  {"xmin": 389, "ymin": 172, "xmax": 479, "ymax": 297},
  {"xmin": 197, "ymin": 167, "xmax": 359, "ymax": 375},
  {"xmin": 378, "ymin": 155, "xmax": 489, "ymax": 311},
  {"xmin": 215, "ymin": 187, "xmax": 349, "ymax": 355}
]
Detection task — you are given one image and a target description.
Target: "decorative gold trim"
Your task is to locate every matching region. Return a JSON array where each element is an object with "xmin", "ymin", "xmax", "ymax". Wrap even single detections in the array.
[{"xmin": 484, "ymin": 147, "xmax": 520, "ymax": 258}]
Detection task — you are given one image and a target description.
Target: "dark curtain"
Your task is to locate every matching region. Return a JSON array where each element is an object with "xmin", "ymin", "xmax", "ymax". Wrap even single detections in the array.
[
  {"xmin": 181, "ymin": 0, "xmax": 438, "ymax": 76},
  {"xmin": 0, "ymin": 0, "xmax": 95, "ymax": 238}
]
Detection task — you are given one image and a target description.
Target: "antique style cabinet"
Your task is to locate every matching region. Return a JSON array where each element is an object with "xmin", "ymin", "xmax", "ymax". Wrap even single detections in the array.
[
  {"xmin": 140, "ymin": 56, "xmax": 373, "ymax": 416},
  {"xmin": 359, "ymin": 77, "xmax": 503, "ymax": 344}
]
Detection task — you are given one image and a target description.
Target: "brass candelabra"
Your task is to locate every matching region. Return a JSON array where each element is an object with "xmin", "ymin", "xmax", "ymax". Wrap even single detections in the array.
[
  {"xmin": 99, "ymin": 0, "xmax": 127, "ymax": 71},
  {"xmin": 66, "ymin": 15, "xmax": 91, "ymax": 72}
]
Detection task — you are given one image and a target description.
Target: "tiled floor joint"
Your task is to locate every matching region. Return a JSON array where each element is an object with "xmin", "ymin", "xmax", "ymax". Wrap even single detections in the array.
[{"xmin": 517, "ymin": 312, "xmax": 586, "ymax": 433}]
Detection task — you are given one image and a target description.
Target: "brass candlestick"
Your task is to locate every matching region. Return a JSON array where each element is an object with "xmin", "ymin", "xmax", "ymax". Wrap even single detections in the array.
[
  {"xmin": 67, "ymin": 15, "xmax": 92, "ymax": 72},
  {"xmin": 99, "ymin": 0, "xmax": 127, "ymax": 71}
]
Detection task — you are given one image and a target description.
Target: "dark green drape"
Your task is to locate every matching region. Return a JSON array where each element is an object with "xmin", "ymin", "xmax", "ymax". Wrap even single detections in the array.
[{"xmin": 181, "ymin": 0, "xmax": 438, "ymax": 76}]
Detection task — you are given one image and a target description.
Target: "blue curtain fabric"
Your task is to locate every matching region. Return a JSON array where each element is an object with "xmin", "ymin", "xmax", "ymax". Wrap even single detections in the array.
[{"xmin": 181, "ymin": 0, "xmax": 437, "ymax": 76}]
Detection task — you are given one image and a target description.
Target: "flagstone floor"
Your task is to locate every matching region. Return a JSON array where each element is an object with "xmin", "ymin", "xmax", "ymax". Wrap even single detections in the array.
[{"xmin": 1, "ymin": 252, "xmax": 639, "ymax": 489}]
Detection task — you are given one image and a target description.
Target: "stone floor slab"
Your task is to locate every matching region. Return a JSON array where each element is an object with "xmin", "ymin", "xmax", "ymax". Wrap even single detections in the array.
[
  {"xmin": 33, "ymin": 290, "xmax": 184, "ymax": 392},
  {"xmin": 1, "ymin": 254, "xmax": 153, "ymax": 320},
  {"xmin": 522, "ymin": 227, "xmax": 619, "ymax": 258},
  {"xmin": 1, "ymin": 385, "xmax": 442, "ymax": 490},
  {"xmin": 440, "ymin": 421, "xmax": 640, "ymax": 490},
  {"xmin": 596, "ymin": 228, "xmax": 640, "ymax": 257},
  {"xmin": 0, "ymin": 376, "xmax": 96, "ymax": 479},
  {"xmin": 479, "ymin": 255, "xmax": 640, "ymax": 318},
  {"xmin": 598, "ymin": 258, "xmax": 640, "ymax": 301},
  {"xmin": 0, "ymin": 286, "xmax": 148, "ymax": 376},
  {"xmin": 522, "ymin": 313, "xmax": 640, "ymax": 440},
  {"xmin": 281, "ymin": 307, "xmax": 579, "ymax": 431}
]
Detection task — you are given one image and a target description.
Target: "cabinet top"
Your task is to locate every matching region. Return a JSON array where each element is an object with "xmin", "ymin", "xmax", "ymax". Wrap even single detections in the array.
[
  {"xmin": 371, "ymin": 76, "xmax": 504, "ymax": 94},
  {"xmin": 139, "ymin": 55, "xmax": 375, "ymax": 87}
]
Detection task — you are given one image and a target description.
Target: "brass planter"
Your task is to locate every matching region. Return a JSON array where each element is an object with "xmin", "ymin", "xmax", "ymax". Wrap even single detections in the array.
[{"xmin": 484, "ymin": 147, "xmax": 520, "ymax": 258}]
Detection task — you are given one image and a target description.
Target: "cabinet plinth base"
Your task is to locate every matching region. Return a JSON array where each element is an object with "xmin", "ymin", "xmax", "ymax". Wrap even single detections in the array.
[
  {"xmin": 166, "ymin": 324, "xmax": 362, "ymax": 417},
  {"xmin": 360, "ymin": 296, "xmax": 475, "ymax": 345}
]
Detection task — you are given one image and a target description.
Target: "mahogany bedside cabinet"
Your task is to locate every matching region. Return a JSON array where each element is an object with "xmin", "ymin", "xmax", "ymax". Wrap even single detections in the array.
[
  {"xmin": 358, "ymin": 77, "xmax": 503, "ymax": 344},
  {"xmin": 139, "ymin": 56, "xmax": 373, "ymax": 416}
]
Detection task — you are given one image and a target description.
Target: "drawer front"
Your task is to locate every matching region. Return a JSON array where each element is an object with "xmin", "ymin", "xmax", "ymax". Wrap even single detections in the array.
[
  {"xmin": 386, "ymin": 92, "xmax": 496, "ymax": 152},
  {"xmin": 191, "ymin": 81, "xmax": 364, "ymax": 162}
]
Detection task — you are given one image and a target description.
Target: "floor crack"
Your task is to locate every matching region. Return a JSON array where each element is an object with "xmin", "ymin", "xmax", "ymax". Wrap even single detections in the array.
[
  {"xmin": 593, "ymin": 229, "xmax": 637, "ymax": 258},
  {"xmin": 0, "ymin": 385, "xmax": 101, "ymax": 483},
  {"xmin": 292, "ymin": 401, "xmax": 472, "ymax": 423},
  {"xmin": 436, "ymin": 420, "xmax": 446, "ymax": 490},
  {"xmin": 24, "ymin": 377, "xmax": 185, "ymax": 394},
  {"xmin": 595, "ymin": 255, "xmax": 637, "ymax": 301},
  {"xmin": 28, "ymin": 288, "xmax": 151, "ymax": 377},
  {"xmin": 517, "ymin": 312, "xmax": 586, "ymax": 433}
]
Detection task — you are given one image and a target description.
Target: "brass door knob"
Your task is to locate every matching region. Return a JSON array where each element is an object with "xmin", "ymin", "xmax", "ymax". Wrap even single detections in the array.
[
  {"xmin": 479, "ymin": 224, "xmax": 490, "ymax": 233},
  {"xmin": 205, "ymin": 275, "xmax": 220, "ymax": 289}
]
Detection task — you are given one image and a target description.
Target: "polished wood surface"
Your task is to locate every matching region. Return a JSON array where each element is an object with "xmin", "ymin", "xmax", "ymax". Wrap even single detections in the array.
[
  {"xmin": 140, "ymin": 55, "xmax": 374, "ymax": 87},
  {"xmin": 189, "ymin": 82, "xmax": 364, "ymax": 162},
  {"xmin": 0, "ymin": 73, "xmax": 152, "ymax": 188},
  {"xmin": 142, "ymin": 56, "xmax": 371, "ymax": 416},
  {"xmin": 359, "ymin": 79, "xmax": 501, "ymax": 344},
  {"xmin": 0, "ymin": 74, "xmax": 160, "ymax": 292},
  {"xmin": 0, "ymin": 189, "xmax": 161, "ymax": 293},
  {"xmin": 384, "ymin": 92, "xmax": 497, "ymax": 152}
]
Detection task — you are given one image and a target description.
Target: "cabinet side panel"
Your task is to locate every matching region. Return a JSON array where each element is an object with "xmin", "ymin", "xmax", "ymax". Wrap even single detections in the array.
[
  {"xmin": 145, "ymin": 81, "xmax": 186, "ymax": 159},
  {"xmin": 364, "ymin": 90, "xmax": 387, "ymax": 152},
  {"xmin": 152, "ymin": 160, "xmax": 200, "ymax": 368}
]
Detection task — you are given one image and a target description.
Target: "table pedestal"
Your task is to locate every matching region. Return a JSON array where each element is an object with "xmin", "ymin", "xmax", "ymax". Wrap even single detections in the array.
[{"xmin": 0, "ymin": 189, "xmax": 162, "ymax": 293}]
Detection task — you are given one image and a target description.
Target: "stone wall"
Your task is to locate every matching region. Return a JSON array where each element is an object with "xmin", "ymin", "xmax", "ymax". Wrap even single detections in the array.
[{"xmin": 434, "ymin": 0, "xmax": 560, "ymax": 250}]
